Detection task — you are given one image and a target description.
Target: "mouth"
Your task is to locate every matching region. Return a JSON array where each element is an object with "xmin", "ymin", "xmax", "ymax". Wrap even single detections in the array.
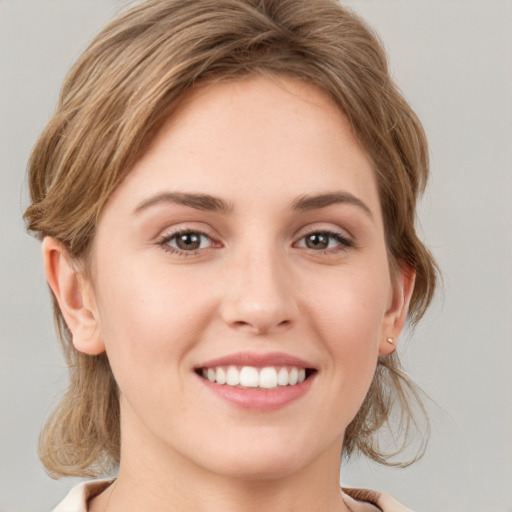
[
  {"xmin": 195, "ymin": 365, "xmax": 317, "ymax": 390},
  {"xmin": 194, "ymin": 352, "xmax": 317, "ymax": 391},
  {"xmin": 194, "ymin": 352, "xmax": 317, "ymax": 410}
]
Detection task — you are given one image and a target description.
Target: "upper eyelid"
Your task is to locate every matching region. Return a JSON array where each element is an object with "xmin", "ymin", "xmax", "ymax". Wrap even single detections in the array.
[
  {"xmin": 295, "ymin": 225, "xmax": 353, "ymax": 241},
  {"xmin": 160, "ymin": 230, "xmax": 211, "ymax": 241},
  {"xmin": 156, "ymin": 224, "xmax": 217, "ymax": 241},
  {"xmin": 295, "ymin": 231, "xmax": 352, "ymax": 245},
  {"xmin": 158, "ymin": 231, "xmax": 218, "ymax": 250}
]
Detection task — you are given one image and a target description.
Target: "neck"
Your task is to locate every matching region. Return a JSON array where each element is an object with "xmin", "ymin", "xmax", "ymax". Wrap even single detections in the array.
[
  {"xmin": 90, "ymin": 440, "xmax": 350, "ymax": 512},
  {"xmin": 89, "ymin": 401, "xmax": 351, "ymax": 512},
  {"xmin": 92, "ymin": 464, "xmax": 351, "ymax": 512}
]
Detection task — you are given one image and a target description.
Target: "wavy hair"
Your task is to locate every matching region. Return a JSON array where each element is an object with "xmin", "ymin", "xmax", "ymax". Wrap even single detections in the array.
[{"xmin": 25, "ymin": 0, "xmax": 438, "ymax": 477}]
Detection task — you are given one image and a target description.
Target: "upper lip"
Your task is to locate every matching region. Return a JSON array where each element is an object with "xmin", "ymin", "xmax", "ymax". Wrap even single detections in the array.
[{"xmin": 195, "ymin": 351, "xmax": 316, "ymax": 370}]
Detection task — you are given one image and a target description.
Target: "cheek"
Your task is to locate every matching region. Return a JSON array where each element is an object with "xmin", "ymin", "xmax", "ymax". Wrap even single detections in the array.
[
  {"xmin": 92, "ymin": 259, "xmax": 213, "ymax": 383},
  {"xmin": 306, "ymin": 263, "xmax": 391, "ymax": 381},
  {"xmin": 311, "ymin": 263, "xmax": 390, "ymax": 336}
]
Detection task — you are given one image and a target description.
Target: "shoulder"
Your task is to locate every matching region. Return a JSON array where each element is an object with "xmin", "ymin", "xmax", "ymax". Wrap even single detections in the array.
[
  {"xmin": 52, "ymin": 480, "xmax": 113, "ymax": 512},
  {"xmin": 342, "ymin": 487, "xmax": 414, "ymax": 512}
]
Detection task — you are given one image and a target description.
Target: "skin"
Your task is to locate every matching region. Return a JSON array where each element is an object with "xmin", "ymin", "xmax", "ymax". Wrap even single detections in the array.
[{"xmin": 44, "ymin": 75, "xmax": 413, "ymax": 512}]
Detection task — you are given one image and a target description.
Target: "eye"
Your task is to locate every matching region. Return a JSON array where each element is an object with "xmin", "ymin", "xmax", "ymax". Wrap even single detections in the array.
[
  {"xmin": 160, "ymin": 230, "xmax": 214, "ymax": 254},
  {"xmin": 295, "ymin": 230, "xmax": 352, "ymax": 251}
]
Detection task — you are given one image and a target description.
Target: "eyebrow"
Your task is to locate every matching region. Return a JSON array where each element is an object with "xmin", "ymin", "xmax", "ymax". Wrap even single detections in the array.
[
  {"xmin": 133, "ymin": 190, "xmax": 373, "ymax": 219},
  {"xmin": 133, "ymin": 192, "xmax": 234, "ymax": 215},
  {"xmin": 291, "ymin": 192, "xmax": 374, "ymax": 220}
]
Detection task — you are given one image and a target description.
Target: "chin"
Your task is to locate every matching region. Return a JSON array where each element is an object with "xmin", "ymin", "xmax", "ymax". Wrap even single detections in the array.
[
  {"xmin": 190, "ymin": 432, "xmax": 325, "ymax": 482},
  {"xmin": 208, "ymin": 455, "xmax": 308, "ymax": 482}
]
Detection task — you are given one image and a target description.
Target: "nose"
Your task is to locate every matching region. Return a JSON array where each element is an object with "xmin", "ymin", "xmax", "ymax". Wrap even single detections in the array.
[{"xmin": 219, "ymin": 248, "xmax": 298, "ymax": 336}]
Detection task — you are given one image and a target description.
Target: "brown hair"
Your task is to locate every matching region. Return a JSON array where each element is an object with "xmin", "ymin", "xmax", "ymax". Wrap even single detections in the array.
[{"xmin": 25, "ymin": 0, "xmax": 438, "ymax": 478}]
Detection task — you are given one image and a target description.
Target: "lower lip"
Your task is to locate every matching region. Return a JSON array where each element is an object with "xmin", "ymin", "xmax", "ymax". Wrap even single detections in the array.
[{"xmin": 198, "ymin": 373, "xmax": 315, "ymax": 411}]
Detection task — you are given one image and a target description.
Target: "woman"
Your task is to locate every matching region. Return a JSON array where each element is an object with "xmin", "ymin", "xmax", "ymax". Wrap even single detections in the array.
[{"xmin": 24, "ymin": 0, "xmax": 437, "ymax": 511}]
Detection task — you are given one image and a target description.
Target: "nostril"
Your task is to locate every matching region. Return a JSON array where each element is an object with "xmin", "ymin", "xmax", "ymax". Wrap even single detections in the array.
[{"xmin": 227, "ymin": 317, "xmax": 293, "ymax": 335}]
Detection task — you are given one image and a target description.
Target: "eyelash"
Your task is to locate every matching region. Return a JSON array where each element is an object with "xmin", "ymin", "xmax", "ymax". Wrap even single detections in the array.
[
  {"xmin": 157, "ymin": 229, "xmax": 218, "ymax": 256},
  {"xmin": 294, "ymin": 229, "xmax": 354, "ymax": 253},
  {"xmin": 157, "ymin": 228, "xmax": 354, "ymax": 257}
]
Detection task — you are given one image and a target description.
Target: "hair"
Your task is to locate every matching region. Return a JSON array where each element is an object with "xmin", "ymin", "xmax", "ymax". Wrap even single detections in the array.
[{"xmin": 25, "ymin": 0, "xmax": 438, "ymax": 478}]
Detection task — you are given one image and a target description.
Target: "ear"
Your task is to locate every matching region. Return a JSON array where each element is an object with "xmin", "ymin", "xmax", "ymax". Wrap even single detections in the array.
[
  {"xmin": 42, "ymin": 236, "xmax": 105, "ymax": 355},
  {"xmin": 379, "ymin": 265, "xmax": 416, "ymax": 356}
]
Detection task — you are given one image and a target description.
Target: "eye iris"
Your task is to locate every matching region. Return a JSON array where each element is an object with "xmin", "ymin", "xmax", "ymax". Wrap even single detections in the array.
[
  {"xmin": 176, "ymin": 232, "xmax": 201, "ymax": 250},
  {"xmin": 306, "ymin": 233, "xmax": 329, "ymax": 249}
]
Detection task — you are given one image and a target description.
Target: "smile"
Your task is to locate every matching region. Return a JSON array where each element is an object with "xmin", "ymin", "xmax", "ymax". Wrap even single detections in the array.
[
  {"xmin": 199, "ymin": 365, "xmax": 312, "ymax": 389},
  {"xmin": 194, "ymin": 352, "xmax": 317, "ymax": 409}
]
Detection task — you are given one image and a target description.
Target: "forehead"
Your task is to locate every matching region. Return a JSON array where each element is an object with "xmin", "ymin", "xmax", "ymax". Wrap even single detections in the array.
[{"xmin": 104, "ymin": 74, "xmax": 381, "ymax": 219}]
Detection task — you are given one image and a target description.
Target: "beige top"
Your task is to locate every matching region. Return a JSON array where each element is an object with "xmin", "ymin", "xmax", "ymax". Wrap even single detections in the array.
[{"xmin": 52, "ymin": 480, "xmax": 413, "ymax": 512}]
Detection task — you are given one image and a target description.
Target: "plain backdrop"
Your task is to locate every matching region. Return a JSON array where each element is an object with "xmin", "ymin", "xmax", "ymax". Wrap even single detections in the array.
[{"xmin": 1, "ymin": 1, "xmax": 511, "ymax": 511}]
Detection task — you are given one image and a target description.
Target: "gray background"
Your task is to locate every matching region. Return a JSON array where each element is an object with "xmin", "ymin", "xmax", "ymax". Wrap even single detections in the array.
[{"xmin": 1, "ymin": 1, "xmax": 511, "ymax": 511}]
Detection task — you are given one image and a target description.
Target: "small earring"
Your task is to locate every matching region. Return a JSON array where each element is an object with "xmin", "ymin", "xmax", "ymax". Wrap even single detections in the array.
[{"xmin": 386, "ymin": 337, "xmax": 394, "ymax": 344}]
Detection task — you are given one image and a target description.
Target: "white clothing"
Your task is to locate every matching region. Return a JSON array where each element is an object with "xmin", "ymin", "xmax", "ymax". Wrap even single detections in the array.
[{"xmin": 52, "ymin": 479, "xmax": 413, "ymax": 512}]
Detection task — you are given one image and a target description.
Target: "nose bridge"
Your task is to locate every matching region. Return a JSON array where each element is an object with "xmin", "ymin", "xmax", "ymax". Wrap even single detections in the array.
[{"xmin": 220, "ymin": 238, "xmax": 297, "ymax": 334}]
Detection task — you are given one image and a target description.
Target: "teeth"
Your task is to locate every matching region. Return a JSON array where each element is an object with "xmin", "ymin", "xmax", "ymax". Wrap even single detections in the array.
[
  {"xmin": 240, "ymin": 366, "xmax": 259, "ymax": 387},
  {"xmin": 216, "ymin": 367, "xmax": 226, "ymax": 385},
  {"xmin": 277, "ymin": 367, "xmax": 289, "ymax": 386},
  {"xmin": 201, "ymin": 365, "xmax": 309, "ymax": 389},
  {"xmin": 259, "ymin": 367, "xmax": 278, "ymax": 389},
  {"xmin": 226, "ymin": 366, "xmax": 240, "ymax": 386},
  {"xmin": 288, "ymin": 367, "xmax": 298, "ymax": 385}
]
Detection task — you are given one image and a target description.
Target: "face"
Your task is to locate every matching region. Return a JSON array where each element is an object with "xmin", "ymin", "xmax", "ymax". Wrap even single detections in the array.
[{"xmin": 65, "ymin": 75, "xmax": 410, "ymax": 480}]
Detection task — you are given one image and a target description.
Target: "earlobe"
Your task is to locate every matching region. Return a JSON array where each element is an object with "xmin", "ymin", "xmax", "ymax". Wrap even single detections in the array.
[
  {"xmin": 42, "ymin": 237, "xmax": 105, "ymax": 355},
  {"xmin": 379, "ymin": 266, "xmax": 416, "ymax": 356}
]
